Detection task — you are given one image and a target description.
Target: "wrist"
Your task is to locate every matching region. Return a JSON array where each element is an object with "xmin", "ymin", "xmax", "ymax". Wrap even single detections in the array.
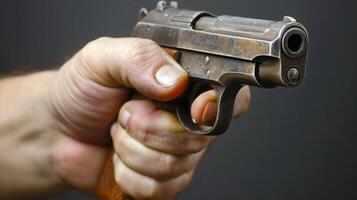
[
  {"xmin": 0, "ymin": 70, "xmax": 69, "ymax": 198},
  {"xmin": 44, "ymin": 67, "xmax": 113, "ymax": 194}
]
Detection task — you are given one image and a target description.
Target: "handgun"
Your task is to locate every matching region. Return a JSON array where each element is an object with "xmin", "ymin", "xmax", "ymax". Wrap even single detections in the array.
[{"xmin": 96, "ymin": 1, "xmax": 308, "ymax": 199}]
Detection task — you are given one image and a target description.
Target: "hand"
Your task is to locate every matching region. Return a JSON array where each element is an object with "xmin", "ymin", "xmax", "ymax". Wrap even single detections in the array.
[
  {"xmin": 110, "ymin": 84, "xmax": 250, "ymax": 200},
  {"xmin": 49, "ymin": 37, "xmax": 251, "ymax": 198}
]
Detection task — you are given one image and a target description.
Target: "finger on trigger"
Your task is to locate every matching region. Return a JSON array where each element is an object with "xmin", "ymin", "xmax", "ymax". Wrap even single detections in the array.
[
  {"xmin": 233, "ymin": 85, "xmax": 251, "ymax": 118},
  {"xmin": 191, "ymin": 90, "xmax": 217, "ymax": 124}
]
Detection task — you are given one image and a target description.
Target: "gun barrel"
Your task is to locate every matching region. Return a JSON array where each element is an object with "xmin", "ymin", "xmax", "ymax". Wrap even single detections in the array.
[
  {"xmin": 281, "ymin": 27, "xmax": 308, "ymax": 59},
  {"xmin": 131, "ymin": 2, "xmax": 308, "ymax": 88},
  {"xmin": 194, "ymin": 15, "xmax": 308, "ymax": 87}
]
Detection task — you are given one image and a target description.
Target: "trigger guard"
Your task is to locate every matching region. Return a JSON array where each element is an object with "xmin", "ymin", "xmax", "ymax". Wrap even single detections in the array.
[{"xmin": 176, "ymin": 82, "xmax": 243, "ymax": 135}]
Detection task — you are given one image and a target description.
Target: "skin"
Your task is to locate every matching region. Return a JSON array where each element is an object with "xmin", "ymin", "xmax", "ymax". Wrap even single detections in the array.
[{"xmin": 0, "ymin": 37, "xmax": 251, "ymax": 200}]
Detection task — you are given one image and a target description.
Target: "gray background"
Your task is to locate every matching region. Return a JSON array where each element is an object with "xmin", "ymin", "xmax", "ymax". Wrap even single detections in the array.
[{"xmin": 1, "ymin": 0, "xmax": 356, "ymax": 199}]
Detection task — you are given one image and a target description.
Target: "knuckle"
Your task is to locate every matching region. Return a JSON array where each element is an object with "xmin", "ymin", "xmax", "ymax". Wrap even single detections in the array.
[
  {"xmin": 129, "ymin": 38, "xmax": 156, "ymax": 51},
  {"xmin": 95, "ymin": 36, "xmax": 111, "ymax": 43},
  {"xmin": 181, "ymin": 172, "xmax": 193, "ymax": 189},
  {"xmin": 142, "ymin": 180, "xmax": 161, "ymax": 199},
  {"xmin": 113, "ymin": 162, "xmax": 124, "ymax": 186},
  {"xmin": 157, "ymin": 154, "xmax": 178, "ymax": 178},
  {"xmin": 124, "ymin": 38, "xmax": 162, "ymax": 66},
  {"xmin": 137, "ymin": 127, "xmax": 150, "ymax": 146},
  {"xmin": 81, "ymin": 37, "xmax": 110, "ymax": 57},
  {"xmin": 78, "ymin": 39, "xmax": 102, "ymax": 65},
  {"xmin": 189, "ymin": 137, "xmax": 211, "ymax": 153},
  {"xmin": 113, "ymin": 129, "xmax": 124, "ymax": 151},
  {"xmin": 128, "ymin": 115, "xmax": 152, "ymax": 145},
  {"xmin": 84, "ymin": 37, "xmax": 108, "ymax": 52}
]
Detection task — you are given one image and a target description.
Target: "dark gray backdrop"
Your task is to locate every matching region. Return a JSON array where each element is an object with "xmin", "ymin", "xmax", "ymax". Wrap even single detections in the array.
[{"xmin": 1, "ymin": 0, "xmax": 356, "ymax": 199}]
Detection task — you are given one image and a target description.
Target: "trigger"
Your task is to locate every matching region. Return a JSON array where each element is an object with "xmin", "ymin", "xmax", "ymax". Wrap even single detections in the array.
[{"xmin": 191, "ymin": 90, "xmax": 217, "ymax": 125}]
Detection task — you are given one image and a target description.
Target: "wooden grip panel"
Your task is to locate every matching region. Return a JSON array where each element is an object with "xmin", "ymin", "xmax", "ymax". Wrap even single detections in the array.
[
  {"xmin": 95, "ymin": 48, "xmax": 179, "ymax": 200},
  {"xmin": 96, "ymin": 151, "xmax": 125, "ymax": 200}
]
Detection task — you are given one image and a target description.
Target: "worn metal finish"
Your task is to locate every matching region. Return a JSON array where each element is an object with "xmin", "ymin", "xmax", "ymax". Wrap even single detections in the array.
[{"xmin": 131, "ymin": 1, "xmax": 308, "ymax": 135}]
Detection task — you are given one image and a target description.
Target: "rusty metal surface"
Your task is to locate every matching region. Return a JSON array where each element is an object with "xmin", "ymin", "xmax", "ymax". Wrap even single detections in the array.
[{"xmin": 131, "ymin": 1, "xmax": 309, "ymax": 135}]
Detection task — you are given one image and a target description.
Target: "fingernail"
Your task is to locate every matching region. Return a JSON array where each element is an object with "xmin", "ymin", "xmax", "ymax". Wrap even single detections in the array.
[
  {"xmin": 119, "ymin": 109, "xmax": 130, "ymax": 127},
  {"xmin": 155, "ymin": 64, "xmax": 186, "ymax": 87}
]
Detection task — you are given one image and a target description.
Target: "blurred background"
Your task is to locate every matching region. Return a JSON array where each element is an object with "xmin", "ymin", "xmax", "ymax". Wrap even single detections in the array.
[{"xmin": 1, "ymin": 0, "xmax": 356, "ymax": 199}]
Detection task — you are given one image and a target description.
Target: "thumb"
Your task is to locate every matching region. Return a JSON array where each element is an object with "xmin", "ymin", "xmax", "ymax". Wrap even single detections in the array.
[{"xmin": 74, "ymin": 37, "xmax": 188, "ymax": 101}]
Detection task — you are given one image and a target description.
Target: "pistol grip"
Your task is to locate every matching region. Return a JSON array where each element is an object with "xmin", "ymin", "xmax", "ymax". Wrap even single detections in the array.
[{"xmin": 96, "ymin": 151, "xmax": 125, "ymax": 200}]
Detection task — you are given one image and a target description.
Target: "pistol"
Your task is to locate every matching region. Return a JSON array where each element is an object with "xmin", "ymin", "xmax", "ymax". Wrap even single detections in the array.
[{"xmin": 96, "ymin": 1, "xmax": 308, "ymax": 199}]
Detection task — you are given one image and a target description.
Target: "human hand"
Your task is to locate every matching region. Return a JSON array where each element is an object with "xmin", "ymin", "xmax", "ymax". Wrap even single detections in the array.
[{"xmin": 48, "ymin": 37, "xmax": 250, "ymax": 198}]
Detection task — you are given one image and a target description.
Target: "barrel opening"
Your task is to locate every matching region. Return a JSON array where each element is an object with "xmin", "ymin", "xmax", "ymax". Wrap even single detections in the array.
[
  {"xmin": 287, "ymin": 33, "xmax": 303, "ymax": 53},
  {"xmin": 282, "ymin": 28, "xmax": 307, "ymax": 58}
]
